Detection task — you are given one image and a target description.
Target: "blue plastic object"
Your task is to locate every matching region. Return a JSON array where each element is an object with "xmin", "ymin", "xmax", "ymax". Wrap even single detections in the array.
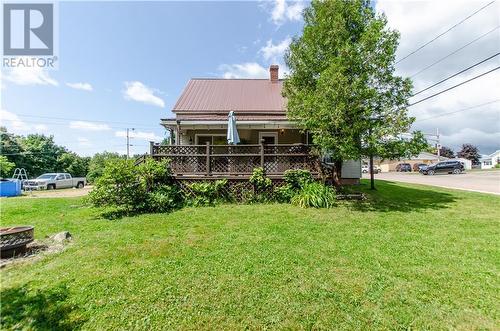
[{"xmin": 0, "ymin": 179, "xmax": 22, "ymax": 197}]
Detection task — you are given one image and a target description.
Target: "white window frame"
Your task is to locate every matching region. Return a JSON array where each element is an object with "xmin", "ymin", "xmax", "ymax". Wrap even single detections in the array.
[
  {"xmin": 195, "ymin": 134, "xmax": 226, "ymax": 145},
  {"xmin": 258, "ymin": 132, "xmax": 278, "ymax": 144}
]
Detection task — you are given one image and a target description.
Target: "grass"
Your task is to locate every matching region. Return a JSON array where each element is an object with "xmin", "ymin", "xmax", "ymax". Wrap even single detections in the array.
[{"xmin": 1, "ymin": 180, "xmax": 499, "ymax": 330}]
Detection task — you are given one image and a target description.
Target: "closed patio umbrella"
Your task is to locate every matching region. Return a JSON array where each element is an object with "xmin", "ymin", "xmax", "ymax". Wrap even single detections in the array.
[{"xmin": 227, "ymin": 111, "xmax": 240, "ymax": 145}]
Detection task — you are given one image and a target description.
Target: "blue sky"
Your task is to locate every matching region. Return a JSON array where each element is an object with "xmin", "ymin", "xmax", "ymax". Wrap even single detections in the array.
[
  {"xmin": 2, "ymin": 1, "xmax": 499, "ymax": 156},
  {"xmin": 2, "ymin": 0, "xmax": 304, "ymax": 156}
]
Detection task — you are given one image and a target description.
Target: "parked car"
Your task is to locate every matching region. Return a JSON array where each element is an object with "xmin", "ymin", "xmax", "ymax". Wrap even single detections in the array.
[
  {"xmin": 421, "ymin": 161, "xmax": 464, "ymax": 175},
  {"xmin": 362, "ymin": 164, "xmax": 381, "ymax": 173},
  {"xmin": 23, "ymin": 173, "xmax": 86, "ymax": 190},
  {"xmin": 413, "ymin": 163, "xmax": 428, "ymax": 172},
  {"xmin": 395, "ymin": 163, "xmax": 412, "ymax": 172}
]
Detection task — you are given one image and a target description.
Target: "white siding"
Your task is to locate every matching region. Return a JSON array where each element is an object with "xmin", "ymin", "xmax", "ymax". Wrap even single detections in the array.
[{"xmin": 341, "ymin": 160, "xmax": 361, "ymax": 179}]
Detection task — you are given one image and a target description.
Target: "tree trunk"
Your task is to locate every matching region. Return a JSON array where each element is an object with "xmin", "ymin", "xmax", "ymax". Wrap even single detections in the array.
[{"xmin": 332, "ymin": 159, "xmax": 343, "ymax": 187}]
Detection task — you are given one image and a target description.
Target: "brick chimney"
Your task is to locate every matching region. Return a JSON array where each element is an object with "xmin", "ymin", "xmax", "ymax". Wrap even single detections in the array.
[{"xmin": 269, "ymin": 65, "xmax": 279, "ymax": 82}]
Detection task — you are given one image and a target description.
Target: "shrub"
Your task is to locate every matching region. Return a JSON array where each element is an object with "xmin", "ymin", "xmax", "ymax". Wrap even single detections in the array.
[
  {"xmin": 274, "ymin": 169, "xmax": 314, "ymax": 203},
  {"xmin": 88, "ymin": 159, "xmax": 143, "ymax": 214},
  {"xmin": 187, "ymin": 179, "xmax": 228, "ymax": 206},
  {"xmin": 88, "ymin": 158, "xmax": 180, "ymax": 216},
  {"xmin": 137, "ymin": 158, "xmax": 172, "ymax": 191},
  {"xmin": 283, "ymin": 169, "xmax": 313, "ymax": 189},
  {"xmin": 495, "ymin": 164, "xmax": 500, "ymax": 169},
  {"xmin": 291, "ymin": 182, "xmax": 336, "ymax": 208},
  {"xmin": 146, "ymin": 185, "xmax": 182, "ymax": 213},
  {"xmin": 249, "ymin": 167, "xmax": 272, "ymax": 202}
]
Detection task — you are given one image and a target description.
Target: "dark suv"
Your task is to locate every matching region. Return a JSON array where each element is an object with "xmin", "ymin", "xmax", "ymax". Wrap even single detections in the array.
[
  {"xmin": 422, "ymin": 160, "xmax": 464, "ymax": 175},
  {"xmin": 396, "ymin": 163, "xmax": 412, "ymax": 172}
]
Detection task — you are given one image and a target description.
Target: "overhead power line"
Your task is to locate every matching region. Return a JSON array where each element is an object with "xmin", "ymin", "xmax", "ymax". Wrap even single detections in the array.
[
  {"xmin": 396, "ymin": 1, "xmax": 496, "ymax": 64},
  {"xmin": 12, "ymin": 113, "xmax": 162, "ymax": 130},
  {"xmin": 412, "ymin": 52, "xmax": 500, "ymax": 96},
  {"xmin": 414, "ymin": 99, "xmax": 500, "ymax": 122},
  {"xmin": 408, "ymin": 66, "xmax": 500, "ymax": 107},
  {"xmin": 410, "ymin": 25, "xmax": 500, "ymax": 78}
]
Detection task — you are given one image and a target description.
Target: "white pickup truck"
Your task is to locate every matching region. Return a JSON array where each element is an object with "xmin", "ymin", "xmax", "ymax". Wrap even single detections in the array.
[{"xmin": 24, "ymin": 173, "xmax": 86, "ymax": 190}]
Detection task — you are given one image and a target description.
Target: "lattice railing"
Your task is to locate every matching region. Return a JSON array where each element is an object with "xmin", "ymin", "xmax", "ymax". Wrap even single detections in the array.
[
  {"xmin": 150, "ymin": 143, "xmax": 319, "ymax": 176},
  {"xmin": 175, "ymin": 178, "xmax": 287, "ymax": 202}
]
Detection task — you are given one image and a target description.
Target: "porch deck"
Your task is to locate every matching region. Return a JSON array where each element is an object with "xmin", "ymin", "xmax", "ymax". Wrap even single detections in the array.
[{"xmin": 148, "ymin": 143, "xmax": 319, "ymax": 178}]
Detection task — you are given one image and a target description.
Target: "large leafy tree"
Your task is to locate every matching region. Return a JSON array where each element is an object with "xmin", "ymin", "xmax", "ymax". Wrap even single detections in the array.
[
  {"xmin": 1, "ymin": 127, "xmax": 91, "ymax": 178},
  {"xmin": 0, "ymin": 156, "xmax": 15, "ymax": 178},
  {"xmin": 283, "ymin": 0, "xmax": 426, "ymax": 184},
  {"xmin": 19, "ymin": 134, "xmax": 67, "ymax": 177},
  {"xmin": 57, "ymin": 152, "xmax": 90, "ymax": 177},
  {"xmin": 0, "ymin": 127, "xmax": 25, "ymax": 169},
  {"xmin": 457, "ymin": 144, "xmax": 481, "ymax": 165}
]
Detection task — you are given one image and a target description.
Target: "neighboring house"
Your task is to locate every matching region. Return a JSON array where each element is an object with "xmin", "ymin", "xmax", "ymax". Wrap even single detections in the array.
[
  {"xmin": 480, "ymin": 150, "xmax": 500, "ymax": 169},
  {"xmin": 155, "ymin": 65, "xmax": 361, "ymax": 184}
]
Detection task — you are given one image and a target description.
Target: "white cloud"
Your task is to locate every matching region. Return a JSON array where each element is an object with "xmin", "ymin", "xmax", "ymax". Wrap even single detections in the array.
[
  {"xmin": 69, "ymin": 121, "xmax": 111, "ymax": 131},
  {"xmin": 115, "ymin": 130, "xmax": 162, "ymax": 141},
  {"xmin": 0, "ymin": 109, "xmax": 48, "ymax": 134},
  {"xmin": 376, "ymin": 0, "xmax": 500, "ymax": 154},
  {"xmin": 66, "ymin": 82, "xmax": 93, "ymax": 91},
  {"xmin": 260, "ymin": 37, "xmax": 291, "ymax": 62},
  {"xmin": 2, "ymin": 65, "xmax": 58, "ymax": 86},
  {"xmin": 219, "ymin": 62, "xmax": 269, "ymax": 79},
  {"xmin": 77, "ymin": 137, "xmax": 91, "ymax": 147},
  {"xmin": 123, "ymin": 81, "xmax": 165, "ymax": 108},
  {"xmin": 270, "ymin": 0, "xmax": 305, "ymax": 25}
]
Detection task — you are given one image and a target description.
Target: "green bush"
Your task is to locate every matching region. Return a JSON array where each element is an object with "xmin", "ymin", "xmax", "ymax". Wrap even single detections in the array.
[
  {"xmin": 146, "ymin": 185, "xmax": 182, "ymax": 213},
  {"xmin": 88, "ymin": 158, "xmax": 180, "ymax": 216},
  {"xmin": 249, "ymin": 167, "xmax": 272, "ymax": 202},
  {"xmin": 291, "ymin": 182, "xmax": 336, "ymax": 208},
  {"xmin": 274, "ymin": 169, "xmax": 314, "ymax": 203},
  {"xmin": 88, "ymin": 159, "xmax": 142, "ymax": 214},
  {"xmin": 495, "ymin": 164, "xmax": 500, "ymax": 169},
  {"xmin": 283, "ymin": 169, "xmax": 313, "ymax": 189},
  {"xmin": 187, "ymin": 179, "xmax": 228, "ymax": 206}
]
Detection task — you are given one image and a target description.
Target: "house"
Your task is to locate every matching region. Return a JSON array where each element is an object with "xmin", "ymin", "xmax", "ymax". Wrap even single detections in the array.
[
  {"xmin": 155, "ymin": 65, "xmax": 361, "ymax": 184},
  {"xmin": 480, "ymin": 150, "xmax": 500, "ymax": 169}
]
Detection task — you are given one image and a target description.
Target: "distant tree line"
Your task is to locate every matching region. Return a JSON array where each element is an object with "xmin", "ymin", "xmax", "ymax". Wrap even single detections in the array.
[{"xmin": 0, "ymin": 127, "xmax": 126, "ymax": 180}]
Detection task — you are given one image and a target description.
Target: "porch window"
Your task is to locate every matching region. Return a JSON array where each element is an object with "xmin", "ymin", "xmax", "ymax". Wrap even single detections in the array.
[
  {"xmin": 259, "ymin": 132, "xmax": 278, "ymax": 144},
  {"xmin": 195, "ymin": 134, "xmax": 226, "ymax": 145}
]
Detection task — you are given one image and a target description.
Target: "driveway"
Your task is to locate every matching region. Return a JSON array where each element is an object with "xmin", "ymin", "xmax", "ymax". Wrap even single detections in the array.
[
  {"xmin": 364, "ymin": 171, "xmax": 500, "ymax": 195},
  {"xmin": 22, "ymin": 186, "xmax": 92, "ymax": 198}
]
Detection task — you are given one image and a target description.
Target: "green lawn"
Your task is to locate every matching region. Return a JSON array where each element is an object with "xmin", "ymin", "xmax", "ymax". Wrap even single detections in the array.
[{"xmin": 1, "ymin": 180, "xmax": 499, "ymax": 330}]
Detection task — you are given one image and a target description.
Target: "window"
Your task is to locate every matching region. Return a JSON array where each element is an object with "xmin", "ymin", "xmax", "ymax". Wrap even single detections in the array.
[
  {"xmin": 195, "ymin": 134, "xmax": 226, "ymax": 145},
  {"xmin": 259, "ymin": 132, "xmax": 278, "ymax": 144}
]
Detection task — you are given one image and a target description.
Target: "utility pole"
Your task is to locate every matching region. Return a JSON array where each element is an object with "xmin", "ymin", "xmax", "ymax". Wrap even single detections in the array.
[
  {"xmin": 423, "ymin": 129, "xmax": 440, "ymax": 158},
  {"xmin": 126, "ymin": 128, "xmax": 135, "ymax": 159},
  {"xmin": 436, "ymin": 128, "xmax": 441, "ymax": 158}
]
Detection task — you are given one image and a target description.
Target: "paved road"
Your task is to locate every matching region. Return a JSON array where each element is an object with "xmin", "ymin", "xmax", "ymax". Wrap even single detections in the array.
[{"xmin": 364, "ymin": 171, "xmax": 500, "ymax": 195}]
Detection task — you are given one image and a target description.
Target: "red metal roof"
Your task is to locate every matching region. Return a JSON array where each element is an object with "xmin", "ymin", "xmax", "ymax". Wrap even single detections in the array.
[{"xmin": 173, "ymin": 79, "xmax": 286, "ymax": 113}]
